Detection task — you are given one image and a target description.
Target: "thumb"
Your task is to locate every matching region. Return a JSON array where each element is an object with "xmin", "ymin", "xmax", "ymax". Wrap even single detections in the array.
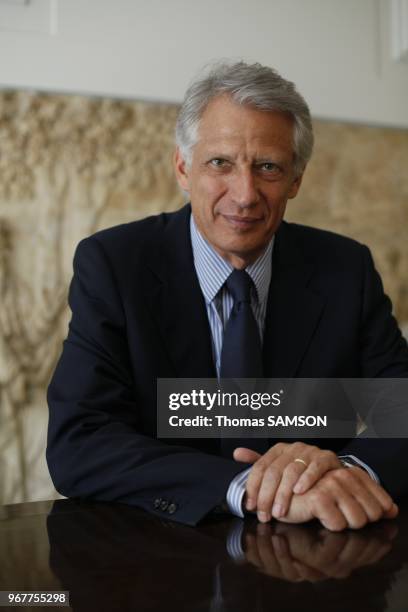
[{"xmin": 233, "ymin": 447, "xmax": 261, "ymax": 464}]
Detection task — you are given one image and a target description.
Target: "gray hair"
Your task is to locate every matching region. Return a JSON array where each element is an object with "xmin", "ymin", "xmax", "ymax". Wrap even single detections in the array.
[{"xmin": 175, "ymin": 61, "xmax": 314, "ymax": 176}]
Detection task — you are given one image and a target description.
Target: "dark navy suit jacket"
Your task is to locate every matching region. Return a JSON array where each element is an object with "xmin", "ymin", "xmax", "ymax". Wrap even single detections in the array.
[{"xmin": 47, "ymin": 204, "xmax": 408, "ymax": 524}]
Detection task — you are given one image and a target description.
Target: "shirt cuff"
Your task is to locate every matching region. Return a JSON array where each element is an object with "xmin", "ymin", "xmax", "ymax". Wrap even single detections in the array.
[
  {"xmin": 338, "ymin": 454, "xmax": 380, "ymax": 484},
  {"xmin": 226, "ymin": 519, "xmax": 246, "ymax": 561},
  {"xmin": 226, "ymin": 467, "xmax": 251, "ymax": 518}
]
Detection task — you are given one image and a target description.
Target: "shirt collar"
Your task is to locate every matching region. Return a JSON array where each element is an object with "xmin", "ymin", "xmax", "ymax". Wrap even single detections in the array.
[{"xmin": 190, "ymin": 213, "xmax": 274, "ymax": 305}]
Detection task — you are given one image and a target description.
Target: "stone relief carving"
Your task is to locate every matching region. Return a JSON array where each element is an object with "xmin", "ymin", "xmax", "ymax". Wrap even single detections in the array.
[
  {"xmin": 0, "ymin": 91, "xmax": 183, "ymax": 504},
  {"xmin": 285, "ymin": 121, "xmax": 408, "ymax": 323},
  {"xmin": 0, "ymin": 91, "xmax": 407, "ymax": 505}
]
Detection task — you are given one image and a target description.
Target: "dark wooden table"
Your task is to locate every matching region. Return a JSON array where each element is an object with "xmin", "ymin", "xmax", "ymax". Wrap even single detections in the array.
[{"xmin": 1, "ymin": 498, "xmax": 408, "ymax": 611}]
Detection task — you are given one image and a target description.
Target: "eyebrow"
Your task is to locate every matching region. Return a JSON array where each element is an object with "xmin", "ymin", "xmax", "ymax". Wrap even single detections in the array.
[{"xmin": 204, "ymin": 152, "xmax": 282, "ymax": 160}]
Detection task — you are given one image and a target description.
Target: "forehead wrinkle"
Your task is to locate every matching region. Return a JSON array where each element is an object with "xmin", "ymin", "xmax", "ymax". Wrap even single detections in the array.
[
  {"xmin": 195, "ymin": 135, "xmax": 290, "ymax": 163},
  {"xmin": 193, "ymin": 98, "xmax": 295, "ymax": 164}
]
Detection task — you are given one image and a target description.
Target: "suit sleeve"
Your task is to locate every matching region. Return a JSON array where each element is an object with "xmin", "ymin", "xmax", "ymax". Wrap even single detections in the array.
[
  {"xmin": 339, "ymin": 245, "xmax": 408, "ymax": 498},
  {"xmin": 46, "ymin": 237, "xmax": 248, "ymax": 526}
]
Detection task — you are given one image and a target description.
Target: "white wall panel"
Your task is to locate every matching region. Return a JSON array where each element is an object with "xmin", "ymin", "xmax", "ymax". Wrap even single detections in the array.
[{"xmin": 0, "ymin": 0, "xmax": 407, "ymax": 126}]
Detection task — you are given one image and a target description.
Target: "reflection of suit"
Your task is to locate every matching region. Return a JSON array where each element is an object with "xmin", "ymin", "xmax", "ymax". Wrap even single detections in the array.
[
  {"xmin": 47, "ymin": 204, "xmax": 408, "ymax": 525},
  {"xmin": 47, "ymin": 499, "xmax": 403, "ymax": 612}
]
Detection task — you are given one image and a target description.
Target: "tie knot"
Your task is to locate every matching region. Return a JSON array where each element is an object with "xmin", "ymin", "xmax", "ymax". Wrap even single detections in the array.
[{"xmin": 225, "ymin": 269, "xmax": 253, "ymax": 305}]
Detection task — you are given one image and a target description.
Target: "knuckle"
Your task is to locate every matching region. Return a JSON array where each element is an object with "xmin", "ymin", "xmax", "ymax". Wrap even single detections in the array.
[
  {"xmin": 352, "ymin": 515, "xmax": 368, "ymax": 530},
  {"xmin": 291, "ymin": 442, "xmax": 305, "ymax": 453},
  {"xmin": 275, "ymin": 492, "xmax": 290, "ymax": 506},
  {"xmin": 246, "ymin": 480, "xmax": 256, "ymax": 496},
  {"xmin": 265, "ymin": 464, "xmax": 280, "ymax": 480},
  {"xmin": 257, "ymin": 491, "xmax": 274, "ymax": 511},
  {"xmin": 256, "ymin": 499, "xmax": 269, "ymax": 512},
  {"xmin": 252, "ymin": 460, "xmax": 267, "ymax": 475},
  {"xmin": 369, "ymin": 507, "xmax": 383, "ymax": 522},
  {"xmin": 283, "ymin": 462, "xmax": 300, "ymax": 477},
  {"xmin": 327, "ymin": 517, "xmax": 347, "ymax": 532},
  {"xmin": 246, "ymin": 473, "xmax": 260, "ymax": 493},
  {"xmin": 321, "ymin": 450, "xmax": 337, "ymax": 463},
  {"xmin": 381, "ymin": 496, "xmax": 394, "ymax": 512},
  {"xmin": 297, "ymin": 473, "xmax": 311, "ymax": 488},
  {"xmin": 309, "ymin": 489, "xmax": 326, "ymax": 507},
  {"xmin": 306, "ymin": 461, "xmax": 320, "ymax": 474},
  {"xmin": 334, "ymin": 467, "xmax": 353, "ymax": 483}
]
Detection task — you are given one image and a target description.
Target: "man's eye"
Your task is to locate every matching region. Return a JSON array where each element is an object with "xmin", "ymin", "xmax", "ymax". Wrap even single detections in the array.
[
  {"xmin": 259, "ymin": 162, "xmax": 279, "ymax": 172},
  {"xmin": 210, "ymin": 158, "xmax": 227, "ymax": 167}
]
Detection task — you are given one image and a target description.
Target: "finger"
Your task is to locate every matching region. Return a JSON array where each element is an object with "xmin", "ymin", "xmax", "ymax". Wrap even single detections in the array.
[
  {"xmin": 293, "ymin": 451, "xmax": 341, "ymax": 495},
  {"xmin": 256, "ymin": 456, "xmax": 291, "ymax": 521},
  {"xmin": 244, "ymin": 532, "xmax": 263, "ymax": 570},
  {"xmin": 312, "ymin": 532, "xmax": 357, "ymax": 578},
  {"xmin": 272, "ymin": 461, "xmax": 307, "ymax": 518},
  {"xmin": 347, "ymin": 536, "xmax": 392, "ymax": 567},
  {"xmin": 337, "ymin": 533, "xmax": 371, "ymax": 567},
  {"xmin": 309, "ymin": 493, "xmax": 348, "ymax": 532},
  {"xmin": 299, "ymin": 532, "xmax": 350, "ymax": 579},
  {"xmin": 271, "ymin": 535, "xmax": 303, "ymax": 582},
  {"xmin": 383, "ymin": 503, "xmax": 399, "ymax": 519},
  {"xmin": 348, "ymin": 467, "xmax": 396, "ymax": 516},
  {"xmin": 332, "ymin": 533, "xmax": 390, "ymax": 575},
  {"xmin": 255, "ymin": 532, "xmax": 283, "ymax": 577},
  {"xmin": 337, "ymin": 468, "xmax": 398, "ymax": 522},
  {"xmin": 249, "ymin": 527, "xmax": 283, "ymax": 579},
  {"xmin": 292, "ymin": 560, "xmax": 327, "ymax": 583},
  {"xmin": 348, "ymin": 486, "xmax": 385, "ymax": 524},
  {"xmin": 314, "ymin": 470, "xmax": 389, "ymax": 530},
  {"xmin": 275, "ymin": 524, "xmax": 316, "ymax": 561},
  {"xmin": 245, "ymin": 447, "xmax": 283, "ymax": 512},
  {"xmin": 364, "ymin": 542, "xmax": 392, "ymax": 565},
  {"xmin": 314, "ymin": 468, "xmax": 378, "ymax": 528},
  {"xmin": 306, "ymin": 531, "xmax": 348, "ymax": 567},
  {"xmin": 336, "ymin": 491, "xmax": 369, "ymax": 530},
  {"xmin": 256, "ymin": 522, "xmax": 274, "ymax": 538},
  {"xmin": 233, "ymin": 447, "xmax": 261, "ymax": 464}
]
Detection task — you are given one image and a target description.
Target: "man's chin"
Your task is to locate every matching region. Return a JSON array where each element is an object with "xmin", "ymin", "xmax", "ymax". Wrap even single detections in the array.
[{"xmin": 212, "ymin": 236, "xmax": 271, "ymax": 265}]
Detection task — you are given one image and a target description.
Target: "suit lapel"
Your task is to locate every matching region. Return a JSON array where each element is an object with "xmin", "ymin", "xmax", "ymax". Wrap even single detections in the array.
[
  {"xmin": 146, "ymin": 205, "xmax": 216, "ymax": 378},
  {"xmin": 145, "ymin": 211, "xmax": 326, "ymax": 378},
  {"xmin": 263, "ymin": 222, "xmax": 326, "ymax": 377}
]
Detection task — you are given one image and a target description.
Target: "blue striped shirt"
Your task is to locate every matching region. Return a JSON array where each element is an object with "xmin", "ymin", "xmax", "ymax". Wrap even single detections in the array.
[
  {"xmin": 189, "ymin": 213, "xmax": 378, "ymax": 523},
  {"xmin": 190, "ymin": 214, "xmax": 274, "ymax": 517},
  {"xmin": 190, "ymin": 214, "xmax": 274, "ymax": 377}
]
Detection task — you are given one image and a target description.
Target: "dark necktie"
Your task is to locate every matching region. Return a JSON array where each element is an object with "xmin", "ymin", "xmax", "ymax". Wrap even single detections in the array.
[{"xmin": 220, "ymin": 269, "xmax": 263, "ymax": 378}]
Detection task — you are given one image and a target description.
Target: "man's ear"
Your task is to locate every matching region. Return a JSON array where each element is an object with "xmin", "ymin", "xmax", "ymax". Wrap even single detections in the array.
[
  {"xmin": 288, "ymin": 171, "xmax": 304, "ymax": 199},
  {"xmin": 174, "ymin": 147, "xmax": 191, "ymax": 192}
]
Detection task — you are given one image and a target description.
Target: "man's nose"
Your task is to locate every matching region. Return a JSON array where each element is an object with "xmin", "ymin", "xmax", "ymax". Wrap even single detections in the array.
[{"xmin": 229, "ymin": 169, "xmax": 260, "ymax": 207}]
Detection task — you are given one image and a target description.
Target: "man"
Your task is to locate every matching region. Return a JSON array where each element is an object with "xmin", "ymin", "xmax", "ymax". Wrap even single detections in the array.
[{"xmin": 47, "ymin": 61, "xmax": 408, "ymax": 530}]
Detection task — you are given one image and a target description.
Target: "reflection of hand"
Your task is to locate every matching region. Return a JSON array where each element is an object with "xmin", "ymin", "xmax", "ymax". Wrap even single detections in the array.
[
  {"xmin": 278, "ymin": 466, "xmax": 398, "ymax": 530},
  {"xmin": 244, "ymin": 520, "xmax": 398, "ymax": 582},
  {"xmin": 234, "ymin": 442, "xmax": 341, "ymax": 521}
]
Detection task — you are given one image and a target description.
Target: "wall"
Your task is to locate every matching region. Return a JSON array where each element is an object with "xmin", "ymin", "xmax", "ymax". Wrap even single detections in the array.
[
  {"xmin": 0, "ymin": 90, "xmax": 407, "ymax": 505},
  {"xmin": 0, "ymin": 0, "xmax": 407, "ymax": 504},
  {"xmin": 0, "ymin": 0, "xmax": 407, "ymax": 127}
]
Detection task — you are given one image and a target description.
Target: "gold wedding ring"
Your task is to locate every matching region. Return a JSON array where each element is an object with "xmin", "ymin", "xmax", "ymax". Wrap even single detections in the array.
[{"xmin": 294, "ymin": 458, "xmax": 308, "ymax": 467}]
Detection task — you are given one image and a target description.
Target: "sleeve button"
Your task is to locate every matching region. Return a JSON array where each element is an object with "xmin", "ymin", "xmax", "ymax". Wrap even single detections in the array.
[
  {"xmin": 168, "ymin": 503, "xmax": 177, "ymax": 514},
  {"xmin": 154, "ymin": 498, "xmax": 162, "ymax": 509},
  {"xmin": 160, "ymin": 500, "xmax": 169, "ymax": 511}
]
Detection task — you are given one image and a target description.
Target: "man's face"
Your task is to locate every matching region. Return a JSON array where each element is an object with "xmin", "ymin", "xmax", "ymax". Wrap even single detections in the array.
[{"xmin": 174, "ymin": 94, "xmax": 304, "ymax": 268}]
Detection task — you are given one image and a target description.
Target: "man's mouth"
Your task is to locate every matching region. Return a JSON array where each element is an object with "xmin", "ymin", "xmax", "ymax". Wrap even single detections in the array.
[{"xmin": 221, "ymin": 214, "xmax": 263, "ymax": 229}]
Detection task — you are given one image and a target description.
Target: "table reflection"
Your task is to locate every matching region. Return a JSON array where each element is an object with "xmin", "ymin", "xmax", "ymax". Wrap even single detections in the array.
[
  {"xmin": 46, "ymin": 500, "xmax": 404, "ymax": 612},
  {"xmin": 243, "ymin": 521, "xmax": 397, "ymax": 582}
]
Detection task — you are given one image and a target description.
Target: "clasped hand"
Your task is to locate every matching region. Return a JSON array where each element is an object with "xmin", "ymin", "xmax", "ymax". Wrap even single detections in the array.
[{"xmin": 234, "ymin": 442, "xmax": 398, "ymax": 530}]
